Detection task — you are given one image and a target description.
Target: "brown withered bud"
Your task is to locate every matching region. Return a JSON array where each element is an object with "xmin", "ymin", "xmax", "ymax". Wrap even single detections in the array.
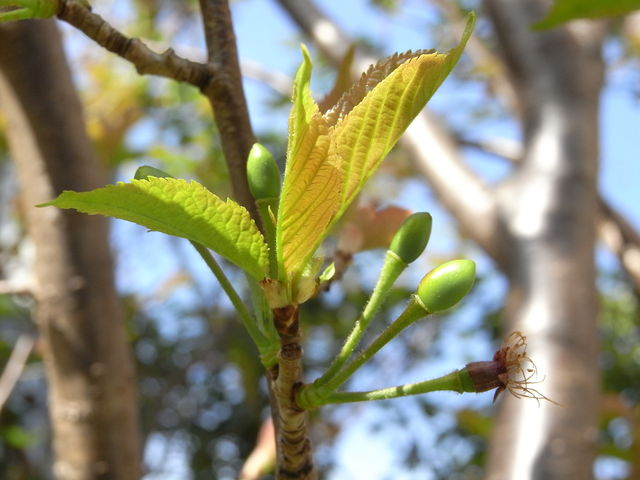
[{"xmin": 465, "ymin": 331, "xmax": 558, "ymax": 405}]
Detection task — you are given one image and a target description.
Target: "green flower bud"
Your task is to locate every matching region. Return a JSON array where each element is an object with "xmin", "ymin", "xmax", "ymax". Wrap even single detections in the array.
[
  {"xmin": 247, "ymin": 143, "xmax": 281, "ymax": 200},
  {"xmin": 416, "ymin": 259, "xmax": 475, "ymax": 313},
  {"xmin": 134, "ymin": 165, "xmax": 173, "ymax": 180},
  {"xmin": 389, "ymin": 212, "xmax": 432, "ymax": 264}
]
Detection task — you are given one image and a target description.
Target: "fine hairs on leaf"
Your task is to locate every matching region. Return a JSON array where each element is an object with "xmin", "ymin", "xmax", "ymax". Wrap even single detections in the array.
[{"xmin": 324, "ymin": 48, "xmax": 437, "ymax": 126}]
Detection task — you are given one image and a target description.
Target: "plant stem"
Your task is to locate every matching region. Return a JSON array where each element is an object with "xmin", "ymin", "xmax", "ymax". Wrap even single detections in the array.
[
  {"xmin": 299, "ymin": 296, "xmax": 428, "ymax": 407},
  {"xmin": 190, "ymin": 242, "xmax": 268, "ymax": 348},
  {"xmin": 271, "ymin": 305, "xmax": 317, "ymax": 479},
  {"xmin": 256, "ymin": 198, "xmax": 279, "ymax": 278},
  {"xmin": 314, "ymin": 251, "xmax": 407, "ymax": 388},
  {"xmin": 320, "ymin": 369, "xmax": 475, "ymax": 405}
]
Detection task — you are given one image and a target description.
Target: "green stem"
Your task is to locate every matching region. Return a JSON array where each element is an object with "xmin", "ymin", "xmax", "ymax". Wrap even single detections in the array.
[
  {"xmin": 299, "ymin": 296, "xmax": 429, "ymax": 407},
  {"xmin": 190, "ymin": 241, "xmax": 268, "ymax": 348},
  {"xmin": 314, "ymin": 251, "xmax": 407, "ymax": 388},
  {"xmin": 255, "ymin": 198, "xmax": 278, "ymax": 279},
  {"xmin": 314, "ymin": 369, "xmax": 476, "ymax": 406}
]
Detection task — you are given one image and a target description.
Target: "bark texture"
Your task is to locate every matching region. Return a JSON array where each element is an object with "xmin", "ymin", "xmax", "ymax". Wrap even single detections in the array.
[
  {"xmin": 198, "ymin": 0, "xmax": 259, "ymax": 220},
  {"xmin": 270, "ymin": 306, "xmax": 315, "ymax": 479},
  {"xmin": 0, "ymin": 20, "xmax": 141, "ymax": 479},
  {"xmin": 483, "ymin": 2, "xmax": 604, "ymax": 478}
]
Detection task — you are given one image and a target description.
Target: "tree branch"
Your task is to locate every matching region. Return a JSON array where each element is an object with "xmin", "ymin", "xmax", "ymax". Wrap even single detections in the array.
[
  {"xmin": 482, "ymin": 1, "xmax": 605, "ymax": 478},
  {"xmin": 459, "ymin": 121, "xmax": 640, "ymax": 293},
  {"xmin": 0, "ymin": 334, "xmax": 35, "ymax": 413},
  {"xmin": 55, "ymin": 0, "xmax": 259, "ymax": 216},
  {"xmin": 274, "ymin": 0, "xmax": 506, "ymax": 267},
  {"xmin": 598, "ymin": 199, "xmax": 640, "ymax": 293},
  {"xmin": 241, "ymin": 59, "xmax": 292, "ymax": 96},
  {"xmin": 0, "ymin": 279, "xmax": 33, "ymax": 296},
  {"xmin": 270, "ymin": 305, "xmax": 316, "ymax": 479},
  {"xmin": 56, "ymin": 0, "xmax": 214, "ymax": 89},
  {"xmin": 197, "ymin": 0, "xmax": 258, "ymax": 217}
]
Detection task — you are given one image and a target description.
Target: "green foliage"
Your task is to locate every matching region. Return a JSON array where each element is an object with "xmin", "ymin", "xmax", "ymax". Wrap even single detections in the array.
[
  {"xmin": 40, "ymin": 178, "xmax": 269, "ymax": 280},
  {"xmin": 600, "ymin": 276, "xmax": 640, "ymax": 400},
  {"xmin": 534, "ymin": 0, "xmax": 640, "ymax": 29}
]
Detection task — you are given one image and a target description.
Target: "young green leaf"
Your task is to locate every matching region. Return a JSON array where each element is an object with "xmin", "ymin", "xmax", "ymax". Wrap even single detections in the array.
[
  {"xmin": 276, "ymin": 14, "xmax": 474, "ymax": 288},
  {"xmin": 277, "ymin": 45, "xmax": 344, "ymax": 283},
  {"xmin": 276, "ymin": 114, "xmax": 342, "ymax": 282},
  {"xmin": 317, "ymin": 44, "xmax": 357, "ymax": 114},
  {"xmin": 330, "ymin": 13, "xmax": 475, "ymax": 217},
  {"xmin": 39, "ymin": 178, "xmax": 269, "ymax": 280},
  {"xmin": 287, "ymin": 45, "xmax": 320, "ymax": 165}
]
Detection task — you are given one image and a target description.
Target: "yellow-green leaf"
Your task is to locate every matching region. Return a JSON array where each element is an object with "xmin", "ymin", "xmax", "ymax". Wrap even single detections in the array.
[
  {"xmin": 332, "ymin": 13, "xmax": 474, "ymax": 217},
  {"xmin": 40, "ymin": 177, "xmax": 269, "ymax": 280},
  {"xmin": 287, "ymin": 45, "xmax": 320, "ymax": 167},
  {"xmin": 277, "ymin": 113, "xmax": 342, "ymax": 280},
  {"xmin": 277, "ymin": 47, "xmax": 343, "ymax": 282},
  {"xmin": 276, "ymin": 14, "xmax": 474, "ymax": 287}
]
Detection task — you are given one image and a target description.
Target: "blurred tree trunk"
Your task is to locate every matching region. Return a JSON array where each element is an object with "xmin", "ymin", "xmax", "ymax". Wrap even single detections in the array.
[
  {"xmin": 483, "ymin": 2, "xmax": 604, "ymax": 478},
  {"xmin": 0, "ymin": 20, "xmax": 141, "ymax": 480}
]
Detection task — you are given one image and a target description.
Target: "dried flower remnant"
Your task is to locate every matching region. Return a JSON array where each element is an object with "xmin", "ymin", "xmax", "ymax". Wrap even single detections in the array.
[{"xmin": 465, "ymin": 331, "xmax": 558, "ymax": 405}]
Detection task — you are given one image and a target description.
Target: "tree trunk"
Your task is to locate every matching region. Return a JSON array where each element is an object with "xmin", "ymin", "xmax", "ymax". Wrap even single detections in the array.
[
  {"xmin": 483, "ymin": 1, "xmax": 604, "ymax": 478},
  {"xmin": 0, "ymin": 20, "xmax": 141, "ymax": 480}
]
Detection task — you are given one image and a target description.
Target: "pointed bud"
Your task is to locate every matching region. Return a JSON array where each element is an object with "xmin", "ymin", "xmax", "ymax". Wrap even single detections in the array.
[
  {"xmin": 416, "ymin": 259, "xmax": 475, "ymax": 313},
  {"xmin": 389, "ymin": 212, "xmax": 432, "ymax": 264},
  {"xmin": 247, "ymin": 143, "xmax": 281, "ymax": 201}
]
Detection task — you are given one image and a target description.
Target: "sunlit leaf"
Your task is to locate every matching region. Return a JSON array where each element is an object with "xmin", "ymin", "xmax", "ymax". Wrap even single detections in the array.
[
  {"xmin": 277, "ymin": 14, "xmax": 474, "ymax": 287},
  {"xmin": 287, "ymin": 45, "xmax": 319, "ymax": 165},
  {"xmin": 40, "ymin": 177, "xmax": 269, "ymax": 280},
  {"xmin": 277, "ymin": 47, "xmax": 343, "ymax": 281},
  {"xmin": 331, "ymin": 13, "xmax": 474, "ymax": 218},
  {"xmin": 277, "ymin": 113, "xmax": 341, "ymax": 280}
]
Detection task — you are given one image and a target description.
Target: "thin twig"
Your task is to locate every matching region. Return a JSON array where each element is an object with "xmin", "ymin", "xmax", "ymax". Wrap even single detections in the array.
[
  {"xmin": 0, "ymin": 334, "xmax": 35, "ymax": 412},
  {"xmin": 0, "ymin": 279, "xmax": 33, "ymax": 296}
]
